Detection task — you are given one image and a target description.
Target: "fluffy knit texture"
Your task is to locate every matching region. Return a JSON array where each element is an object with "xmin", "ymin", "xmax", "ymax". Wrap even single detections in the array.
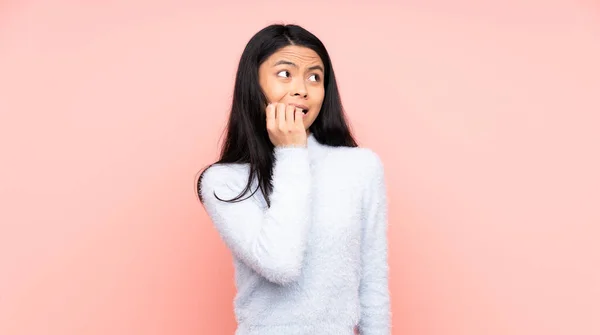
[{"xmin": 199, "ymin": 133, "xmax": 391, "ymax": 335}]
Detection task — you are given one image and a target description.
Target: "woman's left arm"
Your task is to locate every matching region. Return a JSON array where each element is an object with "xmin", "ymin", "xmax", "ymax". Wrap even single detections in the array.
[{"xmin": 357, "ymin": 152, "xmax": 392, "ymax": 335}]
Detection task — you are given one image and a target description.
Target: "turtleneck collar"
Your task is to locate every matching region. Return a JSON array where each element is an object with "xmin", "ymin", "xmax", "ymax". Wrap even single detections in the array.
[
  {"xmin": 306, "ymin": 132, "xmax": 329, "ymax": 162},
  {"xmin": 307, "ymin": 132, "xmax": 318, "ymax": 148}
]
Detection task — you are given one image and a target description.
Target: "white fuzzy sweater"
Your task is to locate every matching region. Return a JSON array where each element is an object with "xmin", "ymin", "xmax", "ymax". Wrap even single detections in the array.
[{"xmin": 199, "ymin": 133, "xmax": 391, "ymax": 335}]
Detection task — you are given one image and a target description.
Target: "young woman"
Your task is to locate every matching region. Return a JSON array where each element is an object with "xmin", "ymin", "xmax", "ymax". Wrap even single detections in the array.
[{"xmin": 197, "ymin": 23, "xmax": 391, "ymax": 335}]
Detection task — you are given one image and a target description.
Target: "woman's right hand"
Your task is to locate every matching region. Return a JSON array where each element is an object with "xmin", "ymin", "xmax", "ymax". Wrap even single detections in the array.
[{"xmin": 266, "ymin": 103, "xmax": 307, "ymax": 147}]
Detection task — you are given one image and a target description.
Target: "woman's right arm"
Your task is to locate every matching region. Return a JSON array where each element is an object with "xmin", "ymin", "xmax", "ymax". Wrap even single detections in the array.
[{"xmin": 200, "ymin": 146, "xmax": 312, "ymax": 286}]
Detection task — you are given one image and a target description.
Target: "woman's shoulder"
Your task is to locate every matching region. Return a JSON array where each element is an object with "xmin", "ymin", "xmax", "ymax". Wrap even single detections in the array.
[
  {"xmin": 329, "ymin": 145, "xmax": 384, "ymax": 174},
  {"xmin": 199, "ymin": 162, "xmax": 250, "ymax": 190},
  {"xmin": 319, "ymin": 145, "xmax": 385, "ymax": 188}
]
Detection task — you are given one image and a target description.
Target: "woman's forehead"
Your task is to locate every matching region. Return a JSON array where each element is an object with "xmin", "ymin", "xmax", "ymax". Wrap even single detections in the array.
[{"xmin": 268, "ymin": 46, "xmax": 323, "ymax": 66}]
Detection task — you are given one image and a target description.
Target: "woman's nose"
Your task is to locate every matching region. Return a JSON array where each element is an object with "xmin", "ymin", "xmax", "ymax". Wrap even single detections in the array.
[{"xmin": 291, "ymin": 79, "xmax": 308, "ymax": 98}]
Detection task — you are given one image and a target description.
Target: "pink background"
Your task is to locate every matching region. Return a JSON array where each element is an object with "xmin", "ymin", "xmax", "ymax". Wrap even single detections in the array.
[{"xmin": 1, "ymin": 1, "xmax": 599, "ymax": 334}]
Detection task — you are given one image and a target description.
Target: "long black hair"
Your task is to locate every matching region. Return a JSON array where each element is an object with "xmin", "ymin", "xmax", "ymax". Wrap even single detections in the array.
[{"xmin": 196, "ymin": 23, "xmax": 357, "ymax": 207}]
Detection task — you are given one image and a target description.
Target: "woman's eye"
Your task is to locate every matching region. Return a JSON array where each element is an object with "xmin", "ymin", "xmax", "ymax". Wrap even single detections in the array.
[
  {"xmin": 308, "ymin": 74, "xmax": 320, "ymax": 82},
  {"xmin": 277, "ymin": 70, "xmax": 290, "ymax": 78}
]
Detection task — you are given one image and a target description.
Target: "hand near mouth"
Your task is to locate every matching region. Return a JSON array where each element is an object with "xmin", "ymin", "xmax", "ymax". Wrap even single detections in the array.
[{"xmin": 265, "ymin": 102, "xmax": 307, "ymax": 148}]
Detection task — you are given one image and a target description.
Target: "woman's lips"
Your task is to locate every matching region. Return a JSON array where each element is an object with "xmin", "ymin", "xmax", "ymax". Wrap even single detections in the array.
[{"xmin": 288, "ymin": 103, "xmax": 310, "ymax": 112}]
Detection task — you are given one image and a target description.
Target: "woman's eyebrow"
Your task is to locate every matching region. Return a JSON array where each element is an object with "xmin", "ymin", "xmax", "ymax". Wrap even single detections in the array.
[
  {"xmin": 273, "ymin": 60, "xmax": 324, "ymax": 73},
  {"xmin": 307, "ymin": 65, "xmax": 324, "ymax": 73},
  {"xmin": 273, "ymin": 60, "xmax": 295, "ymax": 67}
]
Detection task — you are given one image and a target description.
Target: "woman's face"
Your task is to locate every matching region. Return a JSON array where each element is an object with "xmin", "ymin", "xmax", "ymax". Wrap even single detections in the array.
[{"xmin": 258, "ymin": 45, "xmax": 325, "ymax": 131}]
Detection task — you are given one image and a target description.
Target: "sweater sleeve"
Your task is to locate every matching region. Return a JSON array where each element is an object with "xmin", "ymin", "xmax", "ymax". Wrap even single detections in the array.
[
  {"xmin": 357, "ymin": 152, "xmax": 392, "ymax": 335},
  {"xmin": 199, "ymin": 146, "xmax": 312, "ymax": 286}
]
